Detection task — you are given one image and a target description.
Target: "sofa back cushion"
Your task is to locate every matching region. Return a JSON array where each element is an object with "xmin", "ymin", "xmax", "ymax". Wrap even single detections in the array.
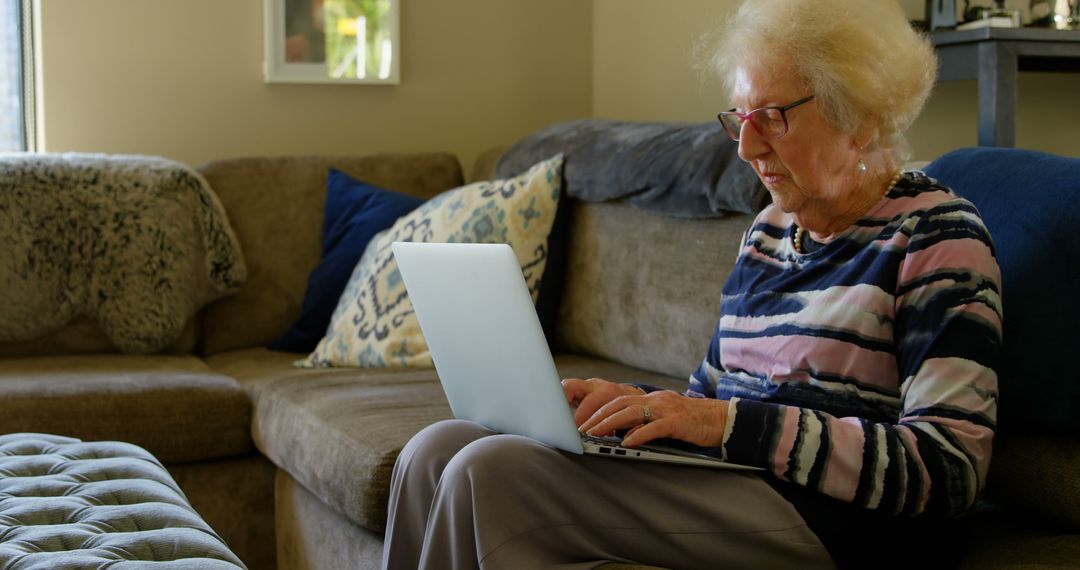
[
  {"xmin": 0, "ymin": 317, "xmax": 197, "ymax": 358},
  {"xmin": 494, "ymin": 120, "xmax": 767, "ymax": 218},
  {"xmin": 555, "ymin": 200, "xmax": 753, "ymax": 380},
  {"xmin": 925, "ymin": 148, "xmax": 1080, "ymax": 529},
  {"xmin": 925, "ymin": 147, "xmax": 1080, "ymax": 434},
  {"xmin": 197, "ymin": 154, "xmax": 464, "ymax": 356}
]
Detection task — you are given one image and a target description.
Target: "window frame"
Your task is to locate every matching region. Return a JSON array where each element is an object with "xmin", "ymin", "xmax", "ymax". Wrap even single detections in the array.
[
  {"xmin": 18, "ymin": 0, "xmax": 35, "ymax": 152},
  {"xmin": 3, "ymin": 0, "xmax": 35, "ymax": 152}
]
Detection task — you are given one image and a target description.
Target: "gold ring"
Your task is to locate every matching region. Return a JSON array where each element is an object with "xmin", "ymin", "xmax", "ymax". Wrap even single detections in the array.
[{"xmin": 642, "ymin": 404, "xmax": 652, "ymax": 424}]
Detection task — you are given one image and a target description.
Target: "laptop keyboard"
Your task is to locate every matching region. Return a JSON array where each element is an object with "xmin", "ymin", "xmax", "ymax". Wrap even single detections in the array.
[{"xmin": 582, "ymin": 434, "xmax": 623, "ymax": 446}]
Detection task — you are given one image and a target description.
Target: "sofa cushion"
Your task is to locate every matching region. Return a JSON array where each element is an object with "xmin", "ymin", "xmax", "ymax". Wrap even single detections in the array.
[
  {"xmin": 197, "ymin": 154, "xmax": 464, "ymax": 356},
  {"xmin": 0, "ymin": 355, "xmax": 252, "ymax": 464},
  {"xmin": 984, "ymin": 431, "xmax": 1080, "ymax": 530},
  {"xmin": 960, "ymin": 503, "xmax": 1080, "ymax": 568},
  {"xmin": 207, "ymin": 348, "xmax": 685, "ymax": 533},
  {"xmin": 208, "ymin": 347, "xmax": 445, "ymax": 532},
  {"xmin": 0, "ymin": 316, "xmax": 198, "ymax": 358},
  {"xmin": 301, "ymin": 154, "xmax": 563, "ymax": 369},
  {"xmin": 925, "ymin": 147, "xmax": 1080, "ymax": 433},
  {"xmin": 557, "ymin": 200, "xmax": 755, "ymax": 380},
  {"xmin": 923, "ymin": 148, "xmax": 1080, "ymax": 536},
  {"xmin": 495, "ymin": 119, "xmax": 767, "ymax": 217},
  {"xmin": 269, "ymin": 171, "xmax": 424, "ymax": 353}
]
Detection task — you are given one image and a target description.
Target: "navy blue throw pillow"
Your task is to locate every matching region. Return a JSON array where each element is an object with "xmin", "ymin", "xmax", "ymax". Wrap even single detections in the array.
[
  {"xmin": 269, "ymin": 169, "xmax": 424, "ymax": 353},
  {"xmin": 924, "ymin": 147, "xmax": 1080, "ymax": 434}
]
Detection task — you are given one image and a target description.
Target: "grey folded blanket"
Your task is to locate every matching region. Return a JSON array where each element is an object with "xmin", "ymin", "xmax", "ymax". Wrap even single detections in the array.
[
  {"xmin": 0, "ymin": 153, "xmax": 246, "ymax": 354},
  {"xmin": 494, "ymin": 119, "xmax": 768, "ymax": 218}
]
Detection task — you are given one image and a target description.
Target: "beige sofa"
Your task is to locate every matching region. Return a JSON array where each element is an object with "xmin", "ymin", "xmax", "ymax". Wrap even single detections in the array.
[{"xmin": 2, "ymin": 147, "xmax": 1078, "ymax": 569}]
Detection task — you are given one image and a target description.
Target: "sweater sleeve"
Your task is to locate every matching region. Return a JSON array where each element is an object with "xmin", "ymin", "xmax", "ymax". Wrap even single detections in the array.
[{"xmin": 718, "ymin": 200, "xmax": 1002, "ymax": 517}]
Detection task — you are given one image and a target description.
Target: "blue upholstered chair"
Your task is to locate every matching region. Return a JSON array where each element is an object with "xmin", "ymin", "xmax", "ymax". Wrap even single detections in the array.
[{"xmin": 925, "ymin": 148, "xmax": 1080, "ymax": 567}]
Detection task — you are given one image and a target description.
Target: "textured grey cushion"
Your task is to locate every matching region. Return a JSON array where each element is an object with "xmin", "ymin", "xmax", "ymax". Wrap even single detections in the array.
[
  {"xmin": 206, "ymin": 348, "xmax": 447, "ymax": 533},
  {"xmin": 494, "ymin": 119, "xmax": 767, "ymax": 218},
  {"xmin": 0, "ymin": 433, "xmax": 245, "ymax": 569},
  {"xmin": 556, "ymin": 201, "xmax": 754, "ymax": 380},
  {"xmin": 207, "ymin": 348, "xmax": 686, "ymax": 534}
]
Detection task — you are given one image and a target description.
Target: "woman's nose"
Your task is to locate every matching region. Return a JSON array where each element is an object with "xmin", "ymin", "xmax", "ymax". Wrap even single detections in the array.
[{"xmin": 737, "ymin": 121, "xmax": 770, "ymax": 163}]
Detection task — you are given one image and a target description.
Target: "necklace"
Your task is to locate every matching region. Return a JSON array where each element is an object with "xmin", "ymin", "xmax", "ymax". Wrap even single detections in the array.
[{"xmin": 792, "ymin": 169, "xmax": 904, "ymax": 254}]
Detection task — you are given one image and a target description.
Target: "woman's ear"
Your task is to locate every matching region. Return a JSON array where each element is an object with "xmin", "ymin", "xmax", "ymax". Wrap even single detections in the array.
[{"xmin": 854, "ymin": 116, "xmax": 880, "ymax": 150}]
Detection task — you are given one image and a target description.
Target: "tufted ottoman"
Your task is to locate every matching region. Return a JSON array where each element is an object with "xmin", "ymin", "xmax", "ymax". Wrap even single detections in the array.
[{"xmin": 0, "ymin": 433, "xmax": 245, "ymax": 569}]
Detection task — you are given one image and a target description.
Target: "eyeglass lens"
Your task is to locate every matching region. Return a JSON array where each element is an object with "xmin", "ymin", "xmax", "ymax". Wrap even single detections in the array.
[{"xmin": 719, "ymin": 108, "xmax": 788, "ymax": 141}]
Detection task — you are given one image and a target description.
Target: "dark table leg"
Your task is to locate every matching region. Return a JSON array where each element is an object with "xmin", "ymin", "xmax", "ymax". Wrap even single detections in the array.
[{"xmin": 978, "ymin": 41, "xmax": 1018, "ymax": 147}]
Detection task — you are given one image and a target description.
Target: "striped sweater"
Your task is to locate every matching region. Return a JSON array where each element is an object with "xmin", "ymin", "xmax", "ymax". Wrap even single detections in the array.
[{"xmin": 691, "ymin": 172, "xmax": 1002, "ymax": 518}]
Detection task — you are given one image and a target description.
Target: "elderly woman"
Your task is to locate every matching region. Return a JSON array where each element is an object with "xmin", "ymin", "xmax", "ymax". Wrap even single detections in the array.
[{"xmin": 383, "ymin": 0, "xmax": 1002, "ymax": 568}]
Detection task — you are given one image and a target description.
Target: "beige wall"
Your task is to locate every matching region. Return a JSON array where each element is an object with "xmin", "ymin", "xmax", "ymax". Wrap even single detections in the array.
[
  {"xmin": 37, "ymin": 0, "xmax": 1080, "ymax": 167},
  {"xmin": 593, "ymin": 0, "xmax": 1080, "ymax": 159},
  {"xmin": 37, "ymin": 0, "xmax": 593, "ymax": 171},
  {"xmin": 592, "ymin": 0, "xmax": 733, "ymax": 125}
]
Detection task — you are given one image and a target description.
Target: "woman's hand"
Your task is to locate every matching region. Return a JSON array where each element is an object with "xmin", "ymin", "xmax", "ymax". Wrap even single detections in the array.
[
  {"xmin": 578, "ymin": 390, "xmax": 730, "ymax": 449},
  {"xmin": 561, "ymin": 377, "xmax": 645, "ymax": 428}
]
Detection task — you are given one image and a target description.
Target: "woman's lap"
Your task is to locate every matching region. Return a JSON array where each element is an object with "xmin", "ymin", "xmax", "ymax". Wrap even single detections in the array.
[{"xmin": 385, "ymin": 419, "xmax": 835, "ymax": 569}]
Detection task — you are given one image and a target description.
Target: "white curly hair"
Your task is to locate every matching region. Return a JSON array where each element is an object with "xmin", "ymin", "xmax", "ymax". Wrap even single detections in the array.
[{"xmin": 713, "ymin": 0, "xmax": 937, "ymax": 163}]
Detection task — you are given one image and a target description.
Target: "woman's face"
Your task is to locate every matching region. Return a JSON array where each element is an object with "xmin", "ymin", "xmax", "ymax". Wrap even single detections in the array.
[{"xmin": 730, "ymin": 63, "xmax": 864, "ymax": 225}]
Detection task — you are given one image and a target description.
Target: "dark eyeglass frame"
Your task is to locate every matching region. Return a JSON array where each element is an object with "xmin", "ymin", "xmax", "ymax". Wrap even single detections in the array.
[{"xmin": 717, "ymin": 95, "xmax": 815, "ymax": 141}]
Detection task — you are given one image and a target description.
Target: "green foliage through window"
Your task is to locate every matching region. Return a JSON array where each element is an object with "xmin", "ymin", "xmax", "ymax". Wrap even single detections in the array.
[{"xmin": 324, "ymin": 0, "xmax": 393, "ymax": 80}]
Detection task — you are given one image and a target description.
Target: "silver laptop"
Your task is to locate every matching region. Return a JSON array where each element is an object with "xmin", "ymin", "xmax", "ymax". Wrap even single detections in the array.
[{"xmin": 392, "ymin": 241, "xmax": 760, "ymax": 471}]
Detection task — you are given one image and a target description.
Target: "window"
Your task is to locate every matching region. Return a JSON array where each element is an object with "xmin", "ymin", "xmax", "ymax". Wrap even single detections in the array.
[{"xmin": 1, "ymin": 0, "xmax": 31, "ymax": 152}]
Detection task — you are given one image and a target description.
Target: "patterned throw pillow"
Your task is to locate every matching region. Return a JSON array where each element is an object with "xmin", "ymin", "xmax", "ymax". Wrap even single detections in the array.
[{"xmin": 299, "ymin": 154, "xmax": 563, "ymax": 369}]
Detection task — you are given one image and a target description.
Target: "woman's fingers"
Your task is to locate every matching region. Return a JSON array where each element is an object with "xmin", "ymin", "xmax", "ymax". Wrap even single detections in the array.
[
  {"xmin": 561, "ymin": 378, "xmax": 587, "ymax": 406},
  {"xmin": 583, "ymin": 403, "xmax": 682, "ymax": 446},
  {"xmin": 621, "ymin": 419, "xmax": 675, "ymax": 447},
  {"xmin": 579, "ymin": 395, "xmax": 646, "ymax": 434},
  {"xmin": 562, "ymin": 378, "xmax": 625, "ymax": 427},
  {"xmin": 582, "ymin": 403, "xmax": 647, "ymax": 437},
  {"xmin": 579, "ymin": 392, "xmax": 729, "ymax": 448},
  {"xmin": 574, "ymin": 389, "xmax": 617, "ymax": 427}
]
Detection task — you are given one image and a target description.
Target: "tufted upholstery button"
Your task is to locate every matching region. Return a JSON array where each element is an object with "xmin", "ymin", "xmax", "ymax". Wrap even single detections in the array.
[{"xmin": 0, "ymin": 433, "xmax": 245, "ymax": 568}]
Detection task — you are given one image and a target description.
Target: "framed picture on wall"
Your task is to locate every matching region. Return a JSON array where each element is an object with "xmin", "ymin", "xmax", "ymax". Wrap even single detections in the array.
[{"xmin": 264, "ymin": 0, "xmax": 400, "ymax": 84}]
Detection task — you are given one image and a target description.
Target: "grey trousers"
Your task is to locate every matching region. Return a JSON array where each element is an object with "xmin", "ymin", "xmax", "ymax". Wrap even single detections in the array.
[{"xmin": 382, "ymin": 419, "xmax": 835, "ymax": 570}]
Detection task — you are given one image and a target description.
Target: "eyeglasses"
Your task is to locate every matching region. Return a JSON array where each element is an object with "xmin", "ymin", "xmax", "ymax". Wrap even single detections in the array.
[{"xmin": 717, "ymin": 95, "xmax": 815, "ymax": 141}]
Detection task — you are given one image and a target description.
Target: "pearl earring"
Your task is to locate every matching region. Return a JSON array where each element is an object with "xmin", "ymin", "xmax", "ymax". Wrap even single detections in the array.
[{"xmin": 857, "ymin": 159, "xmax": 867, "ymax": 173}]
